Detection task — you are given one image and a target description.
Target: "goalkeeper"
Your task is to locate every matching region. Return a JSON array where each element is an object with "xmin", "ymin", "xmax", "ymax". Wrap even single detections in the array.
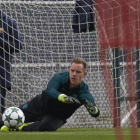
[{"xmin": 0, "ymin": 57, "xmax": 100, "ymax": 131}]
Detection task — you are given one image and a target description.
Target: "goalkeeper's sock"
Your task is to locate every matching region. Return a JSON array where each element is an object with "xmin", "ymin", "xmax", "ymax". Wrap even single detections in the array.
[{"xmin": 18, "ymin": 123, "xmax": 28, "ymax": 131}]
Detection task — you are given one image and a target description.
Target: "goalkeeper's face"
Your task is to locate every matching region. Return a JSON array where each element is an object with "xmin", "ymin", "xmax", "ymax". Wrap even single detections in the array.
[{"xmin": 69, "ymin": 63, "xmax": 87, "ymax": 88}]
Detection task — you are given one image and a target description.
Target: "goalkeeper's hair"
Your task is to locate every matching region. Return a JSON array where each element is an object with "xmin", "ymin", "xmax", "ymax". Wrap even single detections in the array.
[{"xmin": 71, "ymin": 57, "xmax": 87, "ymax": 70}]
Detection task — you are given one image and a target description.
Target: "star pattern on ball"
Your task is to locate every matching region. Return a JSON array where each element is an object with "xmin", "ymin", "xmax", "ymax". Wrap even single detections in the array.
[
  {"xmin": 11, "ymin": 108, "xmax": 19, "ymax": 113},
  {"xmin": 15, "ymin": 115, "xmax": 23, "ymax": 124},
  {"xmin": 5, "ymin": 114, "xmax": 11, "ymax": 123}
]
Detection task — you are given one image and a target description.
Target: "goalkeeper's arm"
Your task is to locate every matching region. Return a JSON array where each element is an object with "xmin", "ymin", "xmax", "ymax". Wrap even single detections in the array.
[
  {"xmin": 83, "ymin": 98, "xmax": 100, "ymax": 117},
  {"xmin": 46, "ymin": 73, "xmax": 81, "ymax": 105}
]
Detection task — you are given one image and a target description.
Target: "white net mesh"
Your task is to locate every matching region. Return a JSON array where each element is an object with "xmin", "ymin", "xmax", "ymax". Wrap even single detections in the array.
[{"xmin": 0, "ymin": 0, "xmax": 139, "ymax": 129}]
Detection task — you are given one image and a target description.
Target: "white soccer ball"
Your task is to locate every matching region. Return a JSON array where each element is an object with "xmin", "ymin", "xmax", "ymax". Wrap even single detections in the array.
[{"xmin": 2, "ymin": 107, "xmax": 25, "ymax": 129}]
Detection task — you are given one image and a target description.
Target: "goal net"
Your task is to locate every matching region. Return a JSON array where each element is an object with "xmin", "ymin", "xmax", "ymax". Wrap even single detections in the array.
[{"xmin": 0, "ymin": 0, "xmax": 139, "ymax": 131}]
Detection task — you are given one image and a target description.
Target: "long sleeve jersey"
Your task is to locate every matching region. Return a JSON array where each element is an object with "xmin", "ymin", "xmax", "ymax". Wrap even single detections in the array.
[{"xmin": 41, "ymin": 71, "xmax": 97, "ymax": 120}]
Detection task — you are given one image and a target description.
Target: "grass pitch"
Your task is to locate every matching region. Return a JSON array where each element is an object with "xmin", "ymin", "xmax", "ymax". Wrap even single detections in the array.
[{"xmin": 0, "ymin": 128, "xmax": 140, "ymax": 140}]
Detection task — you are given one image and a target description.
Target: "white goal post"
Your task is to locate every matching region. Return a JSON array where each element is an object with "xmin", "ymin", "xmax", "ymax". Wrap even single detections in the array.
[{"xmin": 0, "ymin": 0, "xmax": 139, "ymax": 129}]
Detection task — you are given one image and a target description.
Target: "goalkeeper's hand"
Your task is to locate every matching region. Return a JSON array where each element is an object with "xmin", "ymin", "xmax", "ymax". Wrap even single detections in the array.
[
  {"xmin": 83, "ymin": 98, "xmax": 98, "ymax": 117},
  {"xmin": 58, "ymin": 94, "xmax": 81, "ymax": 105}
]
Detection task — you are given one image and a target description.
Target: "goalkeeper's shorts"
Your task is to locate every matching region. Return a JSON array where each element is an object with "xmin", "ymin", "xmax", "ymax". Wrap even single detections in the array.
[{"xmin": 19, "ymin": 94, "xmax": 48, "ymax": 122}]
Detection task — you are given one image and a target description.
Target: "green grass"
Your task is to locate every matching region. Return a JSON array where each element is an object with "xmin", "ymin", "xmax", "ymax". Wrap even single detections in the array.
[{"xmin": 0, "ymin": 128, "xmax": 140, "ymax": 140}]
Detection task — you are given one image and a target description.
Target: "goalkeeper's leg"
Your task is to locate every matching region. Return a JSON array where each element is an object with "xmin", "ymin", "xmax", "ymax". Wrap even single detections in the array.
[
  {"xmin": 22, "ymin": 114, "xmax": 65, "ymax": 131},
  {"xmin": 19, "ymin": 95, "xmax": 66, "ymax": 131}
]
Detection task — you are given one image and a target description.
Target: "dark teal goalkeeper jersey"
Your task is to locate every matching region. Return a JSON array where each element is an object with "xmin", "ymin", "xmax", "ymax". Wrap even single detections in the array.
[{"xmin": 42, "ymin": 71, "xmax": 96, "ymax": 120}]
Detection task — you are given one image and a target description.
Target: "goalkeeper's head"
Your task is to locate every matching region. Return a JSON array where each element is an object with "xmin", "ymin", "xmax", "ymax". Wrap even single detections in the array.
[{"xmin": 69, "ymin": 57, "xmax": 87, "ymax": 88}]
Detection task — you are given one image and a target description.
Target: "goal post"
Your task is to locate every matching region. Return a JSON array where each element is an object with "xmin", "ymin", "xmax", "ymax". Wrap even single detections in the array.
[
  {"xmin": 0, "ymin": 0, "xmax": 139, "ymax": 133},
  {"xmin": 96, "ymin": 0, "xmax": 140, "ymax": 139}
]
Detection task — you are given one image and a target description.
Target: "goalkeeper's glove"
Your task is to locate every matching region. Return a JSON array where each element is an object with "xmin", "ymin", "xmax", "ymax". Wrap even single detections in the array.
[
  {"xmin": 83, "ymin": 98, "xmax": 98, "ymax": 117},
  {"xmin": 58, "ymin": 94, "xmax": 81, "ymax": 105}
]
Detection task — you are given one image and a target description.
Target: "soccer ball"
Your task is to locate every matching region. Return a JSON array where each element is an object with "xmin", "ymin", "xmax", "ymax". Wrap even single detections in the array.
[{"xmin": 2, "ymin": 107, "xmax": 25, "ymax": 129}]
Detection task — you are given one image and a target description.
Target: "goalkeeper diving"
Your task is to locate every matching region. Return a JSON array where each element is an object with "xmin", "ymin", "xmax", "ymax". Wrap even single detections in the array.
[{"xmin": 0, "ymin": 57, "xmax": 100, "ymax": 131}]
